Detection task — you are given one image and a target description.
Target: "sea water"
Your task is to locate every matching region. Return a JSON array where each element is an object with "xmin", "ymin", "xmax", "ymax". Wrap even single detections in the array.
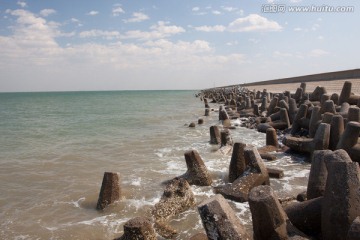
[{"xmin": 0, "ymin": 91, "xmax": 310, "ymax": 239}]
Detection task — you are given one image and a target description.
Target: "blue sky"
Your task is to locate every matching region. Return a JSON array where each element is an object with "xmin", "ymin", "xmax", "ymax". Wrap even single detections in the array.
[{"xmin": 0, "ymin": 0, "xmax": 359, "ymax": 91}]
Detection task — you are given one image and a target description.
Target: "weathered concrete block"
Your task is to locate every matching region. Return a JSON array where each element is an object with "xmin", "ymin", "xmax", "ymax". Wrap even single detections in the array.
[
  {"xmin": 228, "ymin": 142, "xmax": 247, "ymax": 183},
  {"xmin": 348, "ymin": 106, "xmax": 360, "ymax": 123},
  {"xmin": 179, "ymin": 150, "xmax": 212, "ymax": 186},
  {"xmin": 347, "ymin": 216, "xmax": 360, "ymax": 240},
  {"xmin": 307, "ymin": 150, "xmax": 331, "ymax": 199},
  {"xmin": 283, "ymin": 123, "xmax": 330, "ymax": 153},
  {"xmin": 266, "ymin": 127, "xmax": 279, "ymax": 148},
  {"xmin": 116, "ymin": 217, "xmax": 157, "ymax": 240},
  {"xmin": 221, "ymin": 129, "xmax": 233, "ymax": 147},
  {"xmin": 189, "ymin": 233, "xmax": 208, "ymax": 240},
  {"xmin": 96, "ymin": 172, "xmax": 121, "ymax": 210},
  {"xmin": 249, "ymin": 185, "xmax": 309, "ymax": 240},
  {"xmin": 153, "ymin": 178, "xmax": 195, "ymax": 238},
  {"xmin": 337, "ymin": 121, "xmax": 360, "ymax": 151},
  {"xmin": 310, "ymin": 86, "xmax": 327, "ymax": 102},
  {"xmin": 339, "ymin": 81, "xmax": 352, "ymax": 105},
  {"xmin": 205, "ymin": 108, "xmax": 210, "ymax": 116},
  {"xmin": 267, "ymin": 97, "xmax": 279, "ymax": 116},
  {"xmin": 198, "ymin": 194, "xmax": 251, "ymax": 240},
  {"xmin": 267, "ymin": 167, "xmax": 284, "ymax": 178},
  {"xmin": 321, "ymin": 100, "xmax": 336, "ymax": 114},
  {"xmin": 322, "ymin": 160, "xmax": 360, "ymax": 240},
  {"xmin": 329, "ymin": 115, "xmax": 345, "ymax": 150},
  {"xmin": 309, "ymin": 106, "xmax": 322, "ymax": 138},
  {"xmin": 288, "ymin": 98, "xmax": 298, "ymax": 124},
  {"xmin": 285, "ymin": 197, "xmax": 323, "ymax": 236},
  {"xmin": 291, "ymin": 104, "xmax": 308, "ymax": 135},
  {"xmin": 189, "ymin": 122, "xmax": 196, "ymax": 128},
  {"xmin": 215, "ymin": 146, "xmax": 269, "ymax": 202},
  {"xmin": 209, "ymin": 126, "xmax": 221, "ymax": 145}
]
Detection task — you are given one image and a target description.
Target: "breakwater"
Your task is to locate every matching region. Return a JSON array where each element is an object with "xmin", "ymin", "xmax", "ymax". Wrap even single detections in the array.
[{"xmin": 210, "ymin": 68, "xmax": 360, "ymax": 95}]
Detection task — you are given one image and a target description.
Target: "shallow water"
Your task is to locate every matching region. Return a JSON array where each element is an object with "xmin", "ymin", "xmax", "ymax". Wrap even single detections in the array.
[{"xmin": 0, "ymin": 91, "xmax": 310, "ymax": 239}]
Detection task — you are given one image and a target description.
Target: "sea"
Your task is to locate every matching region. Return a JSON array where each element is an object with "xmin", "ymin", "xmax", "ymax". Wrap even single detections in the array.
[{"xmin": 0, "ymin": 90, "xmax": 310, "ymax": 239}]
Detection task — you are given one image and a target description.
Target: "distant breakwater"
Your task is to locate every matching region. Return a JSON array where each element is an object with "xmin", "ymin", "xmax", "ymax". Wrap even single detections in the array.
[{"xmin": 207, "ymin": 68, "xmax": 360, "ymax": 95}]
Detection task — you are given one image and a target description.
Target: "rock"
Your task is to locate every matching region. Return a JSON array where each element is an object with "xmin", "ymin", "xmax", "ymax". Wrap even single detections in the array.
[
  {"xmin": 152, "ymin": 178, "xmax": 195, "ymax": 238},
  {"xmin": 249, "ymin": 185, "xmax": 309, "ymax": 240},
  {"xmin": 322, "ymin": 160, "xmax": 360, "ymax": 240},
  {"xmin": 178, "ymin": 150, "xmax": 212, "ymax": 186},
  {"xmin": 285, "ymin": 197, "xmax": 323, "ymax": 236},
  {"xmin": 96, "ymin": 172, "xmax": 121, "ymax": 210},
  {"xmin": 189, "ymin": 122, "xmax": 196, "ymax": 128},
  {"xmin": 198, "ymin": 118, "xmax": 204, "ymax": 124},
  {"xmin": 116, "ymin": 217, "xmax": 157, "ymax": 240},
  {"xmin": 198, "ymin": 194, "xmax": 251, "ymax": 240}
]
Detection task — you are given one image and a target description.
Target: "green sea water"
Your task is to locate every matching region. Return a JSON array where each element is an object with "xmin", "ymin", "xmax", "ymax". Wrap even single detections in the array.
[{"xmin": 0, "ymin": 90, "xmax": 310, "ymax": 239}]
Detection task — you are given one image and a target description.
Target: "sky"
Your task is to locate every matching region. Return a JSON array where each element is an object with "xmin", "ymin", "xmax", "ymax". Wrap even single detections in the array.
[{"xmin": 0, "ymin": 0, "xmax": 359, "ymax": 92}]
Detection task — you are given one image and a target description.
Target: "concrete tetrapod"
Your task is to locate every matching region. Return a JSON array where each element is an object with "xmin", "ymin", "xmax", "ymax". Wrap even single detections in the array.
[
  {"xmin": 249, "ymin": 185, "xmax": 309, "ymax": 240},
  {"xmin": 96, "ymin": 172, "xmax": 121, "ymax": 210},
  {"xmin": 116, "ymin": 217, "xmax": 157, "ymax": 240},
  {"xmin": 198, "ymin": 194, "xmax": 251, "ymax": 240}
]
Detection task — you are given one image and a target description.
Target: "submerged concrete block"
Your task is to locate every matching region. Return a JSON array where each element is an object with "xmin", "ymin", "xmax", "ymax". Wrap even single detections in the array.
[
  {"xmin": 198, "ymin": 194, "xmax": 251, "ymax": 240},
  {"xmin": 179, "ymin": 150, "xmax": 212, "ymax": 186},
  {"xmin": 228, "ymin": 142, "xmax": 247, "ymax": 183},
  {"xmin": 96, "ymin": 172, "xmax": 121, "ymax": 210},
  {"xmin": 209, "ymin": 126, "xmax": 221, "ymax": 145},
  {"xmin": 116, "ymin": 217, "xmax": 157, "ymax": 240}
]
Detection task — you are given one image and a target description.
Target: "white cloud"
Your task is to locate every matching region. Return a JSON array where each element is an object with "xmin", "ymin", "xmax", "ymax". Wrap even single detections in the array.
[
  {"xmin": 228, "ymin": 14, "xmax": 282, "ymax": 32},
  {"xmin": 40, "ymin": 9, "xmax": 56, "ymax": 17},
  {"xmin": 195, "ymin": 14, "xmax": 282, "ymax": 33},
  {"xmin": 122, "ymin": 21, "xmax": 185, "ymax": 40},
  {"xmin": 195, "ymin": 25, "xmax": 226, "ymax": 32},
  {"xmin": 192, "ymin": 7, "xmax": 200, "ymax": 12},
  {"xmin": 87, "ymin": 11, "xmax": 99, "ymax": 16},
  {"xmin": 312, "ymin": 23, "xmax": 320, "ymax": 31},
  {"xmin": 124, "ymin": 12, "xmax": 149, "ymax": 23},
  {"xmin": 274, "ymin": 51, "xmax": 293, "ymax": 57},
  {"xmin": 318, "ymin": 35, "xmax": 324, "ymax": 40},
  {"xmin": 112, "ymin": 6, "xmax": 125, "ymax": 16},
  {"xmin": 212, "ymin": 10, "xmax": 222, "ymax": 15},
  {"xmin": 79, "ymin": 30, "xmax": 120, "ymax": 39},
  {"xmin": 17, "ymin": 1, "xmax": 27, "ymax": 8},
  {"xmin": 293, "ymin": 27, "xmax": 302, "ymax": 31},
  {"xmin": 308, "ymin": 49, "xmax": 329, "ymax": 57},
  {"xmin": 221, "ymin": 6, "xmax": 237, "ymax": 12}
]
